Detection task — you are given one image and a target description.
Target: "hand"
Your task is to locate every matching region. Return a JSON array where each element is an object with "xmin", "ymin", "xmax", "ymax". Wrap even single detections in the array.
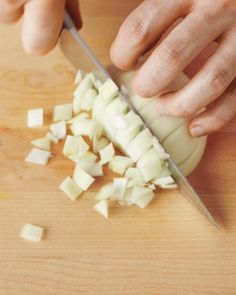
[
  {"xmin": 111, "ymin": 0, "xmax": 236, "ymax": 137},
  {"xmin": 0, "ymin": 0, "xmax": 82, "ymax": 55}
]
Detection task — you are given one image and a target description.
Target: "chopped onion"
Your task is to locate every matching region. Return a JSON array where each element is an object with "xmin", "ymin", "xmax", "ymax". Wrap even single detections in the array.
[
  {"xmin": 137, "ymin": 148, "xmax": 162, "ymax": 182},
  {"xmin": 81, "ymin": 163, "xmax": 103, "ymax": 177},
  {"xmin": 109, "ymin": 156, "xmax": 134, "ymax": 175},
  {"xmin": 131, "ymin": 186, "xmax": 155, "ymax": 208},
  {"xmin": 127, "ymin": 176, "xmax": 146, "ymax": 188},
  {"xmin": 63, "ymin": 135, "xmax": 89, "ymax": 157},
  {"xmin": 80, "ymin": 88, "xmax": 97, "ymax": 111},
  {"xmin": 20, "ymin": 223, "xmax": 44, "ymax": 242},
  {"xmin": 67, "ymin": 112, "xmax": 90, "ymax": 124},
  {"xmin": 31, "ymin": 137, "xmax": 51, "ymax": 151},
  {"xmin": 59, "ymin": 176, "xmax": 83, "ymax": 201},
  {"xmin": 159, "ymin": 183, "xmax": 177, "ymax": 189},
  {"xmin": 116, "ymin": 124, "xmax": 141, "ymax": 149},
  {"xmin": 99, "ymin": 143, "xmax": 115, "ymax": 165},
  {"xmin": 125, "ymin": 167, "xmax": 143, "ymax": 179},
  {"xmin": 110, "ymin": 113, "xmax": 128, "ymax": 130},
  {"xmin": 112, "ymin": 178, "xmax": 128, "ymax": 201},
  {"xmin": 93, "ymin": 136, "xmax": 110, "ymax": 154},
  {"xmin": 99, "ymin": 79, "xmax": 118, "ymax": 102},
  {"xmin": 68, "ymin": 151, "xmax": 97, "ymax": 165},
  {"xmin": 73, "ymin": 166, "xmax": 95, "ymax": 191},
  {"xmin": 50, "ymin": 121, "xmax": 66, "ymax": 140},
  {"xmin": 46, "ymin": 131, "xmax": 59, "ymax": 144},
  {"xmin": 94, "ymin": 199, "xmax": 108, "ymax": 218},
  {"xmin": 71, "ymin": 119, "xmax": 103, "ymax": 139},
  {"xmin": 126, "ymin": 128, "xmax": 153, "ymax": 162},
  {"xmin": 105, "ymin": 97, "xmax": 128, "ymax": 115},
  {"xmin": 25, "ymin": 148, "xmax": 51, "ymax": 165},
  {"xmin": 74, "ymin": 69, "xmax": 84, "ymax": 85},
  {"xmin": 73, "ymin": 75, "xmax": 93, "ymax": 114},
  {"xmin": 124, "ymin": 187, "xmax": 134, "ymax": 206},
  {"xmin": 53, "ymin": 103, "xmax": 73, "ymax": 122},
  {"xmin": 152, "ymin": 176, "xmax": 175, "ymax": 186},
  {"xmin": 95, "ymin": 182, "xmax": 113, "ymax": 201},
  {"xmin": 27, "ymin": 108, "xmax": 43, "ymax": 128}
]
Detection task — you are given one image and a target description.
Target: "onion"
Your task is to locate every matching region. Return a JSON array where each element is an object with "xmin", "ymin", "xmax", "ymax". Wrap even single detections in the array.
[
  {"xmin": 99, "ymin": 78, "xmax": 118, "ymax": 102},
  {"xmin": 67, "ymin": 112, "xmax": 90, "ymax": 124},
  {"xmin": 46, "ymin": 131, "xmax": 59, "ymax": 144},
  {"xmin": 130, "ymin": 186, "xmax": 155, "ymax": 208},
  {"xmin": 99, "ymin": 143, "xmax": 115, "ymax": 165},
  {"xmin": 71, "ymin": 119, "xmax": 103, "ymax": 139},
  {"xmin": 112, "ymin": 178, "xmax": 128, "ymax": 201},
  {"xmin": 73, "ymin": 166, "xmax": 95, "ymax": 191},
  {"xmin": 109, "ymin": 156, "xmax": 134, "ymax": 175},
  {"xmin": 95, "ymin": 182, "xmax": 113, "ymax": 201},
  {"xmin": 80, "ymin": 88, "xmax": 97, "ymax": 111},
  {"xmin": 27, "ymin": 108, "xmax": 43, "ymax": 128},
  {"xmin": 68, "ymin": 151, "xmax": 97, "ymax": 165},
  {"xmin": 63, "ymin": 135, "xmax": 89, "ymax": 157},
  {"xmin": 152, "ymin": 176, "xmax": 175, "ymax": 186},
  {"xmin": 94, "ymin": 199, "xmax": 108, "ymax": 218},
  {"xmin": 25, "ymin": 148, "xmax": 51, "ymax": 165},
  {"xmin": 50, "ymin": 121, "xmax": 66, "ymax": 140},
  {"xmin": 81, "ymin": 163, "xmax": 103, "ymax": 177},
  {"xmin": 20, "ymin": 223, "xmax": 44, "ymax": 242},
  {"xmin": 92, "ymin": 136, "xmax": 109, "ymax": 153},
  {"xmin": 59, "ymin": 176, "xmax": 83, "ymax": 201},
  {"xmin": 31, "ymin": 137, "xmax": 51, "ymax": 151},
  {"xmin": 125, "ymin": 167, "xmax": 143, "ymax": 179},
  {"xmin": 53, "ymin": 103, "xmax": 73, "ymax": 122}
]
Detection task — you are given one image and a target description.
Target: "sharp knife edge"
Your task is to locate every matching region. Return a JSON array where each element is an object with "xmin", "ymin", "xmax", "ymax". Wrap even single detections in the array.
[{"xmin": 63, "ymin": 11, "xmax": 220, "ymax": 230}]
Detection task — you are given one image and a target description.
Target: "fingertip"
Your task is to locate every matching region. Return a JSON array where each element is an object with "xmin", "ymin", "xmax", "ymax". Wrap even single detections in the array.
[
  {"xmin": 22, "ymin": 34, "xmax": 58, "ymax": 56},
  {"xmin": 110, "ymin": 42, "xmax": 135, "ymax": 71},
  {"xmin": 132, "ymin": 72, "xmax": 154, "ymax": 98}
]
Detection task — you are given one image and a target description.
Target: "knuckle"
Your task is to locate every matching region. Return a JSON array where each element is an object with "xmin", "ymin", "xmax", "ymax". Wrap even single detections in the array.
[
  {"xmin": 164, "ymin": 101, "xmax": 193, "ymax": 117},
  {"xmin": 208, "ymin": 69, "xmax": 232, "ymax": 96},
  {"xmin": 160, "ymin": 44, "xmax": 183, "ymax": 71}
]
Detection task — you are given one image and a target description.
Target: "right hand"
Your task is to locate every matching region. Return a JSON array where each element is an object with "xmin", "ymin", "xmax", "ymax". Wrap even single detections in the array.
[{"xmin": 0, "ymin": 0, "xmax": 82, "ymax": 55}]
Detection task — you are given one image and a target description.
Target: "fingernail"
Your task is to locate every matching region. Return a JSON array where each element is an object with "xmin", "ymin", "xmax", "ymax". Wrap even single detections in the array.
[{"xmin": 191, "ymin": 126, "xmax": 205, "ymax": 137}]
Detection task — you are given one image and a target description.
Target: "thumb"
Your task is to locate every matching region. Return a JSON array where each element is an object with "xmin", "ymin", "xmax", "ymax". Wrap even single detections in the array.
[{"xmin": 66, "ymin": 0, "xmax": 82, "ymax": 29}]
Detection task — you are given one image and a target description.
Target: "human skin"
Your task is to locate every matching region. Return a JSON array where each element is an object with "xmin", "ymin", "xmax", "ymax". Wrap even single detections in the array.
[{"xmin": 0, "ymin": 0, "xmax": 235, "ymax": 137}]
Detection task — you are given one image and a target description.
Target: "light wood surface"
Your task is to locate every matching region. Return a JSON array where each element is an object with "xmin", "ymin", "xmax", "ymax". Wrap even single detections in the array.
[{"xmin": 0, "ymin": 1, "xmax": 236, "ymax": 294}]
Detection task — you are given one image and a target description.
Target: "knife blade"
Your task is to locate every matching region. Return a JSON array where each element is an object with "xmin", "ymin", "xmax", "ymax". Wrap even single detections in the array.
[{"xmin": 61, "ymin": 11, "xmax": 220, "ymax": 230}]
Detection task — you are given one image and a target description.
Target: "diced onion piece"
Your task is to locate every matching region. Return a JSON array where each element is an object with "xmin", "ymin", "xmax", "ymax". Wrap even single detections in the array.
[
  {"xmin": 152, "ymin": 176, "xmax": 175, "ymax": 186},
  {"xmin": 75, "ymin": 69, "xmax": 84, "ymax": 85},
  {"xmin": 112, "ymin": 178, "xmax": 128, "ymax": 201},
  {"xmin": 81, "ymin": 88, "xmax": 97, "ymax": 111},
  {"xmin": 81, "ymin": 163, "xmax": 103, "ymax": 177},
  {"xmin": 67, "ymin": 112, "xmax": 90, "ymax": 124},
  {"xmin": 27, "ymin": 108, "xmax": 43, "ymax": 128},
  {"xmin": 95, "ymin": 182, "xmax": 113, "ymax": 201},
  {"xmin": 152, "ymin": 138, "xmax": 170, "ymax": 159},
  {"xmin": 105, "ymin": 97, "xmax": 128, "ymax": 115},
  {"xmin": 109, "ymin": 156, "xmax": 134, "ymax": 175},
  {"xmin": 46, "ymin": 131, "xmax": 59, "ymax": 144},
  {"xmin": 131, "ymin": 186, "xmax": 155, "ymax": 208},
  {"xmin": 99, "ymin": 79, "xmax": 118, "ymax": 102},
  {"xmin": 126, "ymin": 110, "xmax": 143, "ymax": 125},
  {"xmin": 93, "ymin": 136, "xmax": 110, "ymax": 153},
  {"xmin": 99, "ymin": 143, "xmax": 115, "ymax": 165},
  {"xmin": 94, "ymin": 199, "xmax": 108, "ymax": 218},
  {"xmin": 159, "ymin": 163, "xmax": 172, "ymax": 178},
  {"xmin": 116, "ymin": 124, "xmax": 141, "ymax": 149},
  {"xmin": 59, "ymin": 177, "xmax": 83, "ymax": 201},
  {"xmin": 73, "ymin": 75, "xmax": 93, "ymax": 114},
  {"xmin": 68, "ymin": 151, "xmax": 97, "ymax": 165},
  {"xmin": 137, "ymin": 148, "xmax": 162, "ymax": 182},
  {"xmin": 159, "ymin": 183, "xmax": 177, "ymax": 189},
  {"xmin": 71, "ymin": 119, "xmax": 103, "ymax": 139},
  {"xmin": 92, "ymin": 94, "xmax": 110, "ymax": 122},
  {"xmin": 31, "ymin": 137, "xmax": 51, "ymax": 151},
  {"xmin": 94, "ymin": 79, "xmax": 103, "ymax": 89},
  {"xmin": 63, "ymin": 135, "xmax": 89, "ymax": 157},
  {"xmin": 20, "ymin": 223, "xmax": 44, "ymax": 242},
  {"xmin": 148, "ymin": 184, "xmax": 156, "ymax": 191},
  {"xmin": 126, "ymin": 128, "xmax": 153, "ymax": 162},
  {"xmin": 25, "ymin": 148, "xmax": 51, "ymax": 165},
  {"xmin": 53, "ymin": 103, "xmax": 73, "ymax": 122},
  {"xmin": 50, "ymin": 121, "xmax": 66, "ymax": 140},
  {"xmin": 124, "ymin": 187, "xmax": 134, "ymax": 206},
  {"xmin": 111, "ymin": 113, "xmax": 128, "ymax": 130},
  {"xmin": 127, "ymin": 176, "xmax": 146, "ymax": 188},
  {"xmin": 73, "ymin": 166, "xmax": 95, "ymax": 191},
  {"xmin": 125, "ymin": 167, "xmax": 143, "ymax": 179}
]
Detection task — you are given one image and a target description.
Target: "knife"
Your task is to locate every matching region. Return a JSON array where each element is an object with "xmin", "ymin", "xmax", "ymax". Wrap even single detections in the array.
[{"xmin": 61, "ymin": 11, "xmax": 220, "ymax": 230}]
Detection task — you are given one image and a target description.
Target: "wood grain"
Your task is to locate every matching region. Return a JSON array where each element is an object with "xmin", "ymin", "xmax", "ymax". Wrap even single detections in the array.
[{"xmin": 0, "ymin": 1, "xmax": 236, "ymax": 294}]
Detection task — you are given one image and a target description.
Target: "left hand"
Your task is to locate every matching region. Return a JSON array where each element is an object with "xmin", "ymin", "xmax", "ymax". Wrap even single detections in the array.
[{"xmin": 110, "ymin": 0, "xmax": 236, "ymax": 137}]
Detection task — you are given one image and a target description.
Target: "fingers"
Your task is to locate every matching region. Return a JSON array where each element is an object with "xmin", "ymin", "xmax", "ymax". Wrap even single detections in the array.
[
  {"xmin": 133, "ymin": 9, "xmax": 229, "ymax": 97},
  {"xmin": 110, "ymin": 0, "xmax": 189, "ymax": 70},
  {"xmin": 0, "ymin": 0, "xmax": 26, "ymax": 24},
  {"xmin": 190, "ymin": 80, "xmax": 236, "ymax": 137},
  {"xmin": 154, "ymin": 28, "xmax": 236, "ymax": 117},
  {"xmin": 21, "ymin": 0, "xmax": 65, "ymax": 55},
  {"xmin": 66, "ymin": 0, "xmax": 82, "ymax": 30}
]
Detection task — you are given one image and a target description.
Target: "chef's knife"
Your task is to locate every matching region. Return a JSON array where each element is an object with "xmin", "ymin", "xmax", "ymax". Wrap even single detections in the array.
[{"xmin": 61, "ymin": 11, "xmax": 220, "ymax": 230}]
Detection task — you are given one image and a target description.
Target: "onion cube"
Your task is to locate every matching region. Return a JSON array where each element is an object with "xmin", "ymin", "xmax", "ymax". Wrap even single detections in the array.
[
  {"xmin": 27, "ymin": 108, "xmax": 43, "ymax": 128},
  {"xmin": 99, "ymin": 143, "xmax": 115, "ymax": 165},
  {"xmin": 25, "ymin": 148, "xmax": 51, "ymax": 165},
  {"xmin": 20, "ymin": 223, "xmax": 44, "ymax": 242},
  {"xmin": 50, "ymin": 121, "xmax": 66, "ymax": 140},
  {"xmin": 53, "ymin": 103, "xmax": 73, "ymax": 122},
  {"xmin": 73, "ymin": 167, "xmax": 95, "ymax": 191},
  {"xmin": 59, "ymin": 177, "xmax": 83, "ymax": 201},
  {"xmin": 94, "ymin": 199, "xmax": 108, "ymax": 218},
  {"xmin": 99, "ymin": 79, "xmax": 119, "ymax": 102}
]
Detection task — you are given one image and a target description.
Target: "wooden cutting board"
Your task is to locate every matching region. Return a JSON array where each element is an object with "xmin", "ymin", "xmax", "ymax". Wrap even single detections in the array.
[{"xmin": 0, "ymin": 1, "xmax": 236, "ymax": 294}]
